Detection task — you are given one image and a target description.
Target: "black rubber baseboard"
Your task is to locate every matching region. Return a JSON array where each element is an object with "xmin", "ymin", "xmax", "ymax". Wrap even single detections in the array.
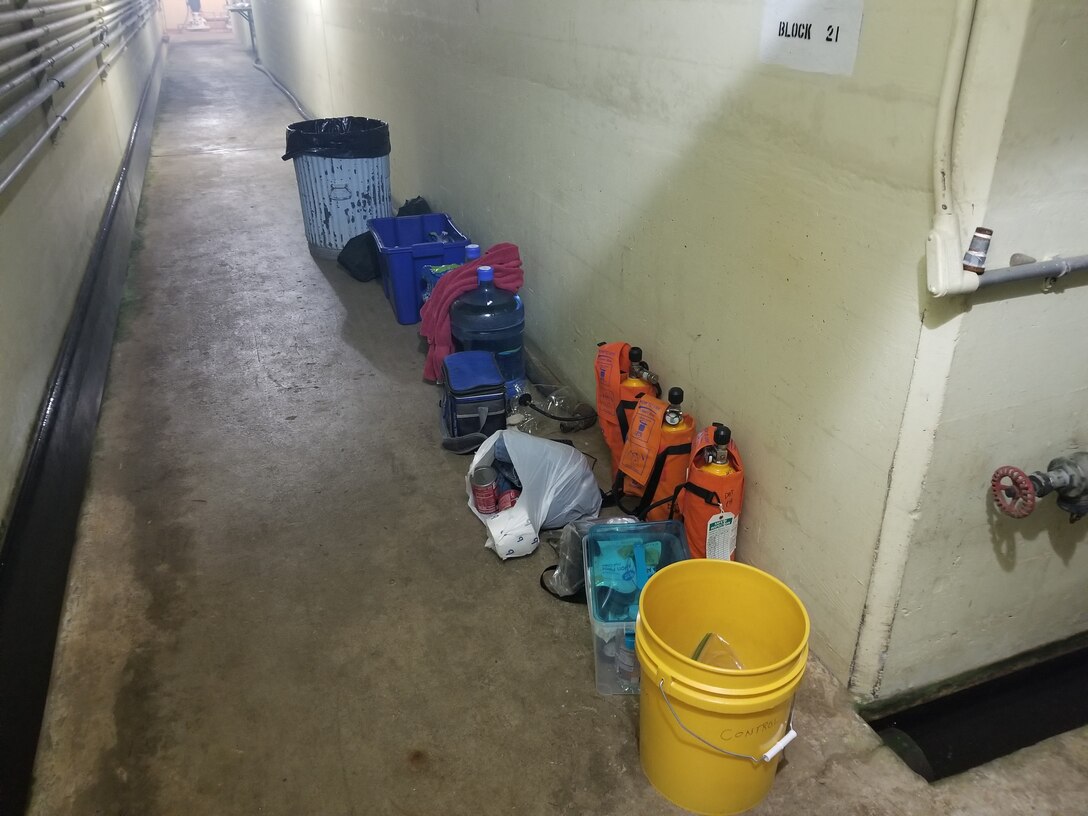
[
  {"xmin": 0, "ymin": 42, "xmax": 165, "ymax": 816},
  {"xmin": 868, "ymin": 644, "xmax": 1088, "ymax": 781}
]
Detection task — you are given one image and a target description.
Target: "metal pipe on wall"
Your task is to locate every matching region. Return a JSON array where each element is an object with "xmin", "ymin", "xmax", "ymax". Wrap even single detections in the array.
[
  {"xmin": 0, "ymin": 45, "xmax": 107, "ymax": 136},
  {"xmin": 0, "ymin": 5, "xmax": 153, "ymax": 196},
  {"xmin": 0, "ymin": 6, "xmax": 133, "ymax": 98},
  {"xmin": 0, "ymin": 6, "xmax": 103, "ymax": 52},
  {"xmin": 0, "ymin": 0, "xmax": 96, "ymax": 26},
  {"xmin": 0, "ymin": 4, "xmax": 153, "ymax": 197},
  {"xmin": 924, "ymin": 0, "xmax": 980, "ymax": 298},
  {"xmin": 252, "ymin": 62, "xmax": 312, "ymax": 120},
  {"xmin": 0, "ymin": 0, "xmax": 150, "ymax": 141},
  {"xmin": 0, "ymin": 0, "xmax": 134, "ymax": 53},
  {"xmin": 0, "ymin": 16, "xmax": 108, "ymax": 80},
  {"xmin": 977, "ymin": 255, "xmax": 1088, "ymax": 288},
  {"xmin": 3, "ymin": 0, "xmax": 96, "ymax": 8}
]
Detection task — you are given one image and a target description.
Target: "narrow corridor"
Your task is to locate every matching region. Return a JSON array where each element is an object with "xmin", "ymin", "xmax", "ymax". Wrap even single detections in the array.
[{"xmin": 26, "ymin": 39, "xmax": 1088, "ymax": 816}]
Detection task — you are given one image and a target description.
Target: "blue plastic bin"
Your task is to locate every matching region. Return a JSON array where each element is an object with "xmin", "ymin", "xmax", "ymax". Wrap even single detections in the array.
[{"xmin": 368, "ymin": 213, "xmax": 471, "ymax": 325}]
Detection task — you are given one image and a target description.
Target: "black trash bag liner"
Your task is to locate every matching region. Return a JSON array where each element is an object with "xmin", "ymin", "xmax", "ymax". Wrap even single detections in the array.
[
  {"xmin": 337, "ymin": 231, "xmax": 380, "ymax": 282},
  {"xmin": 282, "ymin": 117, "xmax": 390, "ymax": 161},
  {"xmin": 397, "ymin": 196, "xmax": 432, "ymax": 217}
]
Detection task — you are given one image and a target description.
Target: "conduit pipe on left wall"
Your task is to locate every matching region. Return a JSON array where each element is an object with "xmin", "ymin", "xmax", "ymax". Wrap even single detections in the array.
[
  {"xmin": 0, "ymin": 0, "xmax": 92, "ymax": 25},
  {"xmin": 0, "ymin": 1, "xmax": 155, "ymax": 196},
  {"xmin": 0, "ymin": 5, "xmax": 133, "ymax": 98},
  {"xmin": 0, "ymin": 13, "xmax": 110, "ymax": 79},
  {"xmin": 0, "ymin": 0, "xmax": 151, "ymax": 141},
  {"xmin": 0, "ymin": 2, "xmax": 117, "ymax": 53},
  {"xmin": 925, "ymin": 0, "xmax": 979, "ymax": 298}
]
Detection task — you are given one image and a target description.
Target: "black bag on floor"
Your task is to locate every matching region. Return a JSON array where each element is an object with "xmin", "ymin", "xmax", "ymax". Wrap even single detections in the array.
[{"xmin": 337, "ymin": 231, "xmax": 379, "ymax": 282}]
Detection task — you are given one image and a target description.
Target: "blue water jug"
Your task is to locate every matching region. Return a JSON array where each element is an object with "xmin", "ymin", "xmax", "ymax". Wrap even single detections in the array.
[{"xmin": 450, "ymin": 265, "xmax": 525, "ymax": 396}]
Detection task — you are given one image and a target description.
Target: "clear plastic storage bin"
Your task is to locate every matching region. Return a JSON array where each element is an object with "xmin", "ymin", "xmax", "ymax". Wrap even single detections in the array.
[{"xmin": 583, "ymin": 520, "xmax": 689, "ymax": 694}]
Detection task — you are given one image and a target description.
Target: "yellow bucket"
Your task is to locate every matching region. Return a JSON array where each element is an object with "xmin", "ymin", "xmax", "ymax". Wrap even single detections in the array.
[{"xmin": 635, "ymin": 560, "xmax": 810, "ymax": 815}]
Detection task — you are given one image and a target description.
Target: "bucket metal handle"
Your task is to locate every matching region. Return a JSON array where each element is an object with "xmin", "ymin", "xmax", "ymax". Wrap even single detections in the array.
[{"xmin": 657, "ymin": 679, "xmax": 797, "ymax": 763}]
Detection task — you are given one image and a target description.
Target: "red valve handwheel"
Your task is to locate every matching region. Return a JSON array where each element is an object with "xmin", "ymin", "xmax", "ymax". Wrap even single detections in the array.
[{"xmin": 991, "ymin": 466, "xmax": 1036, "ymax": 518}]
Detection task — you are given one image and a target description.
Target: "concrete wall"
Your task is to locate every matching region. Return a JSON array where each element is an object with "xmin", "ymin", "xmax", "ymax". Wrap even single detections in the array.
[
  {"xmin": 871, "ymin": 0, "xmax": 1088, "ymax": 699},
  {"xmin": 252, "ymin": 0, "xmax": 332, "ymax": 115},
  {"xmin": 251, "ymin": 0, "xmax": 1088, "ymax": 698},
  {"xmin": 0, "ymin": 17, "xmax": 163, "ymax": 535}
]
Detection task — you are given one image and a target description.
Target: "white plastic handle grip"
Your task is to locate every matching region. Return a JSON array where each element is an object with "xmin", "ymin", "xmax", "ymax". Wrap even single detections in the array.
[{"xmin": 761, "ymin": 728, "xmax": 797, "ymax": 762}]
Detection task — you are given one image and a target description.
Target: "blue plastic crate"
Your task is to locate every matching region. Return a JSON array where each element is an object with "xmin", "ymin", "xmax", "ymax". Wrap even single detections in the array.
[{"xmin": 367, "ymin": 213, "xmax": 471, "ymax": 325}]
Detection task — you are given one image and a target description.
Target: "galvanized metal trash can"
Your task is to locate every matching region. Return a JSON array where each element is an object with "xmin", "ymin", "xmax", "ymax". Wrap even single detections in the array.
[{"xmin": 282, "ymin": 117, "xmax": 393, "ymax": 259}]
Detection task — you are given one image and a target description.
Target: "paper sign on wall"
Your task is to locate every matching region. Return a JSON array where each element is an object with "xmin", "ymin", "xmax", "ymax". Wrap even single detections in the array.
[{"xmin": 759, "ymin": 0, "xmax": 864, "ymax": 77}]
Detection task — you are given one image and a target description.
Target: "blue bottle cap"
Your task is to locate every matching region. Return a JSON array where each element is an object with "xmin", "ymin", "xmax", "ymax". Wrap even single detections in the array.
[
  {"xmin": 465, "ymin": 243, "xmax": 481, "ymax": 260},
  {"xmin": 477, "ymin": 265, "xmax": 494, "ymax": 283}
]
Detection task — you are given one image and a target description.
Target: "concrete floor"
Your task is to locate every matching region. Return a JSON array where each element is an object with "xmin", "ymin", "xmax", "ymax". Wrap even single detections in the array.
[{"xmin": 27, "ymin": 40, "xmax": 1088, "ymax": 816}]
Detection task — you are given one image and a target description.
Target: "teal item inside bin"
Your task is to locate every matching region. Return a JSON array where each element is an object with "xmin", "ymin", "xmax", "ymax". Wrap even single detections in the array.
[{"xmin": 583, "ymin": 520, "xmax": 688, "ymax": 624}]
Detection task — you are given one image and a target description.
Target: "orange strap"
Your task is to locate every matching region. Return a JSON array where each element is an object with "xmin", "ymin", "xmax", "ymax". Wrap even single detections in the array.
[{"xmin": 618, "ymin": 396, "xmax": 667, "ymax": 487}]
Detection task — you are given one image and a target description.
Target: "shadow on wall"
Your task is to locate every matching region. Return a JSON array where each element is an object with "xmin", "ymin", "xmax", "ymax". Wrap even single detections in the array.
[{"xmin": 988, "ymin": 478, "xmax": 1086, "ymax": 570}]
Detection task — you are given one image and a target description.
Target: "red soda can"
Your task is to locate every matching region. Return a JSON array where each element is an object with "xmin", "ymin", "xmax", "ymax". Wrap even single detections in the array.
[
  {"xmin": 471, "ymin": 466, "xmax": 498, "ymax": 514},
  {"xmin": 497, "ymin": 489, "xmax": 520, "ymax": 512}
]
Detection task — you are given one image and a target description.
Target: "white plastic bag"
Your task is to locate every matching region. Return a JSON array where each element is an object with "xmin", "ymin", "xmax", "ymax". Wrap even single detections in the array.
[{"xmin": 467, "ymin": 430, "xmax": 602, "ymax": 559}]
